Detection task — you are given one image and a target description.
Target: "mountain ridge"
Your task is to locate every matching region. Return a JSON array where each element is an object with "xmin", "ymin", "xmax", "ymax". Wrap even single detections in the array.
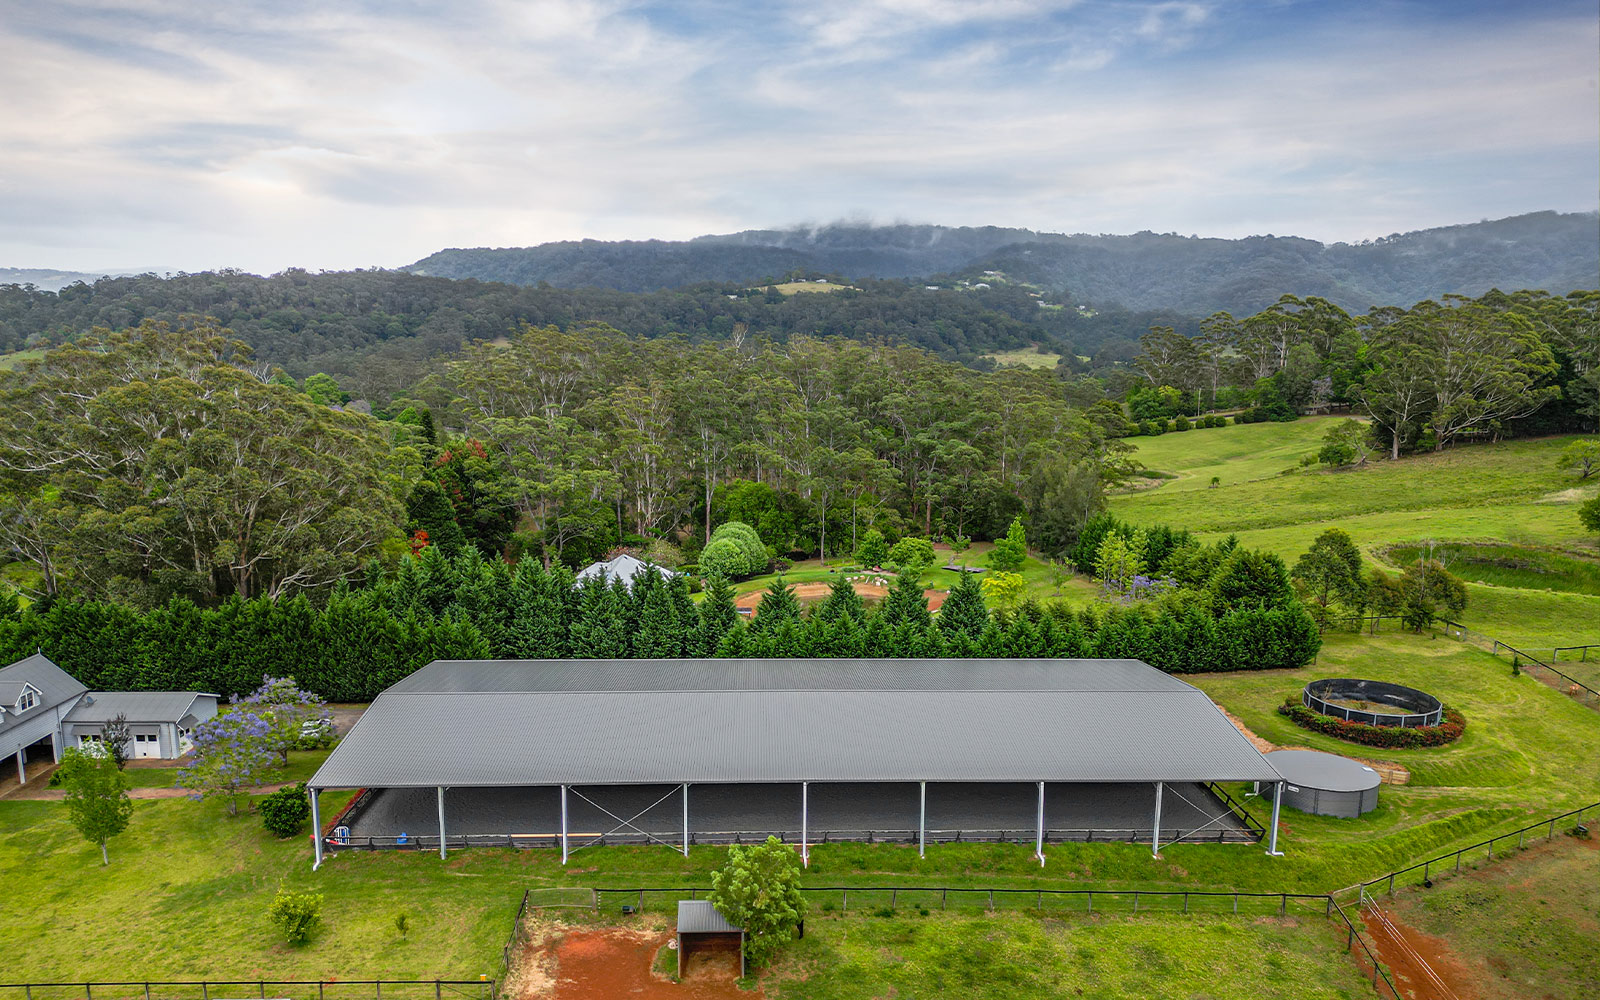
[{"xmin": 405, "ymin": 210, "xmax": 1599, "ymax": 316}]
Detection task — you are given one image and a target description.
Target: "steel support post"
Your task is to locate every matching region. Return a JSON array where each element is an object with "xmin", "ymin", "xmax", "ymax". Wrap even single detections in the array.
[
  {"xmin": 14, "ymin": 748, "xmax": 24, "ymax": 784},
  {"xmin": 918, "ymin": 781, "xmax": 926, "ymax": 858},
  {"xmin": 1151, "ymin": 781, "xmax": 1164, "ymax": 858},
  {"xmin": 1035, "ymin": 781, "xmax": 1046, "ymax": 866},
  {"xmin": 309, "ymin": 787, "xmax": 322, "ymax": 868},
  {"xmin": 437, "ymin": 786, "xmax": 447, "ymax": 859},
  {"xmin": 682, "ymin": 783, "xmax": 690, "ymax": 857},
  {"xmin": 801, "ymin": 781, "xmax": 809, "ymax": 866},
  {"xmin": 560, "ymin": 784, "xmax": 569, "ymax": 864},
  {"xmin": 1266, "ymin": 781, "xmax": 1284, "ymax": 856}
]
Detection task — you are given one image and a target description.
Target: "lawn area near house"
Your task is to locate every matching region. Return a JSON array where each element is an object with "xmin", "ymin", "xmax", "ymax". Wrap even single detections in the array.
[{"xmin": 2, "ymin": 628, "xmax": 1595, "ymax": 983}]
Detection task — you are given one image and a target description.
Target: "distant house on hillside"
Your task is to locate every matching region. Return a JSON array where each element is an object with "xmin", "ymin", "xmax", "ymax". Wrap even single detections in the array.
[{"xmin": 574, "ymin": 553, "xmax": 680, "ymax": 591}]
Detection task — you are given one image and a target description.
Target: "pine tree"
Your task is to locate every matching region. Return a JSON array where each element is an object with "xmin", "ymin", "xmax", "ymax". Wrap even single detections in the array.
[
  {"xmin": 633, "ymin": 573, "xmax": 681, "ymax": 658},
  {"xmin": 697, "ymin": 574, "xmax": 739, "ymax": 654},
  {"xmin": 509, "ymin": 559, "xmax": 567, "ymax": 657},
  {"xmin": 880, "ymin": 572, "xmax": 931, "ymax": 630},
  {"xmin": 404, "ymin": 479, "xmax": 465, "ymax": 555},
  {"xmin": 571, "ymin": 577, "xmax": 625, "ymax": 658},
  {"xmin": 936, "ymin": 572, "xmax": 988, "ymax": 640},
  {"xmin": 814, "ymin": 576, "xmax": 866, "ymax": 624},
  {"xmin": 414, "ymin": 545, "xmax": 460, "ymax": 615},
  {"xmin": 751, "ymin": 577, "xmax": 801, "ymax": 633}
]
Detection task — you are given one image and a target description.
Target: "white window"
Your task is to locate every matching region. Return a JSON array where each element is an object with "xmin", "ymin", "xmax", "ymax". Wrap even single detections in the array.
[
  {"xmin": 79, "ymin": 733, "xmax": 103, "ymax": 745},
  {"xmin": 16, "ymin": 688, "xmax": 36, "ymax": 712}
]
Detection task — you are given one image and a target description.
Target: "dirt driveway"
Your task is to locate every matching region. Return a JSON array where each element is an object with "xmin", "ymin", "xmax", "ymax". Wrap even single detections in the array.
[
  {"xmin": 737, "ymin": 580, "xmax": 947, "ymax": 614},
  {"xmin": 510, "ymin": 920, "xmax": 756, "ymax": 1000}
]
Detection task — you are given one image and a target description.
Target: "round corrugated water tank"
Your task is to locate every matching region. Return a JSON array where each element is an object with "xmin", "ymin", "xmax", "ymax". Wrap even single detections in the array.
[{"xmin": 1259, "ymin": 749, "xmax": 1381, "ymax": 818}]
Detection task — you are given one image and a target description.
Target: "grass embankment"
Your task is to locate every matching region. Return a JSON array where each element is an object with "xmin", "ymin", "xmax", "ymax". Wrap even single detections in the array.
[
  {"xmin": 981, "ymin": 346, "xmax": 1061, "ymax": 369},
  {"xmin": 1380, "ymin": 835, "xmax": 1600, "ymax": 1000},
  {"xmin": 4, "ymin": 628, "xmax": 1596, "ymax": 981},
  {"xmin": 767, "ymin": 909, "xmax": 1372, "ymax": 1000},
  {"xmin": 1114, "ymin": 428, "xmax": 1600, "ymax": 647}
]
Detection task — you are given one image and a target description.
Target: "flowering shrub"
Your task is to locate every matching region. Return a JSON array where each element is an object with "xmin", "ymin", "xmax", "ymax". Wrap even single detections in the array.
[{"xmin": 1278, "ymin": 701, "xmax": 1466, "ymax": 748}]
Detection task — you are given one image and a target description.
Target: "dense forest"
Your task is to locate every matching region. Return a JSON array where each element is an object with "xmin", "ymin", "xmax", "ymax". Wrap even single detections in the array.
[
  {"xmin": 407, "ymin": 211, "xmax": 1599, "ymax": 316},
  {"xmin": 0, "ymin": 268, "xmax": 1202, "ymax": 400}
]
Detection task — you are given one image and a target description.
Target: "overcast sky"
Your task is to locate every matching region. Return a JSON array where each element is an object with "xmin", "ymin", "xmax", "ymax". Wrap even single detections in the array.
[{"xmin": 1, "ymin": 0, "xmax": 1596, "ymax": 274}]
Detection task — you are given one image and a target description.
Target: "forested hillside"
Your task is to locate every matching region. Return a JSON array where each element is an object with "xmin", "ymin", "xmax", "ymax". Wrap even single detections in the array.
[
  {"xmin": 406, "ymin": 211, "xmax": 1599, "ymax": 315},
  {"xmin": 0, "ymin": 268, "xmax": 1195, "ymax": 400}
]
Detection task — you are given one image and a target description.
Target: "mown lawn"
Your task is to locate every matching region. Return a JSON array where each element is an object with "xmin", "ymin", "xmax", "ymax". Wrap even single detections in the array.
[
  {"xmin": 1380, "ymin": 834, "xmax": 1600, "ymax": 1000},
  {"xmin": 4, "ymin": 628, "xmax": 1595, "ymax": 982},
  {"xmin": 767, "ymin": 909, "xmax": 1374, "ymax": 1000},
  {"xmin": 1126, "ymin": 415, "xmax": 1349, "ymax": 491}
]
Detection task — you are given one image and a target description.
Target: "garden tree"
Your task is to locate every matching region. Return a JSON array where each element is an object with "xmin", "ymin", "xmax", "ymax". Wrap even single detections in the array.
[
  {"xmin": 751, "ymin": 577, "xmax": 801, "ymax": 633},
  {"xmin": 936, "ymin": 571, "xmax": 989, "ymax": 641},
  {"xmin": 880, "ymin": 570, "xmax": 931, "ymax": 629},
  {"xmin": 1315, "ymin": 419, "xmax": 1371, "ymax": 468},
  {"xmin": 56, "ymin": 746, "xmax": 133, "ymax": 865},
  {"xmin": 100, "ymin": 713, "xmax": 131, "ymax": 769},
  {"xmin": 987, "ymin": 516, "xmax": 1028, "ymax": 572},
  {"xmin": 696, "ymin": 574, "xmax": 739, "ymax": 654},
  {"xmin": 177, "ymin": 709, "xmax": 277, "ymax": 814},
  {"xmin": 0, "ymin": 320, "xmax": 401, "ymax": 605},
  {"xmin": 1024, "ymin": 457, "xmax": 1106, "ymax": 558},
  {"xmin": 708, "ymin": 521, "xmax": 769, "ymax": 577},
  {"xmin": 1399, "ymin": 559, "xmax": 1468, "ymax": 620},
  {"xmin": 980, "ymin": 571, "xmax": 1027, "ymax": 614},
  {"xmin": 235, "ymin": 676, "xmax": 331, "ymax": 766},
  {"xmin": 945, "ymin": 533, "xmax": 972, "ymax": 567},
  {"xmin": 1291, "ymin": 530, "xmax": 1366, "ymax": 608},
  {"xmin": 1581, "ymin": 495, "xmax": 1600, "ymax": 535},
  {"xmin": 259, "ymin": 782, "xmax": 311, "ymax": 838},
  {"xmin": 269, "ymin": 888, "xmax": 324, "ymax": 946},
  {"xmin": 854, "ymin": 528, "xmax": 889, "ymax": 569},
  {"xmin": 1556, "ymin": 440, "xmax": 1600, "ymax": 480},
  {"xmin": 886, "ymin": 536, "xmax": 936, "ymax": 582},
  {"xmin": 1092, "ymin": 529, "xmax": 1147, "ymax": 599},
  {"xmin": 1208, "ymin": 549, "xmax": 1294, "ymax": 612},
  {"xmin": 813, "ymin": 575, "xmax": 865, "ymax": 624},
  {"xmin": 707, "ymin": 836, "xmax": 807, "ymax": 969}
]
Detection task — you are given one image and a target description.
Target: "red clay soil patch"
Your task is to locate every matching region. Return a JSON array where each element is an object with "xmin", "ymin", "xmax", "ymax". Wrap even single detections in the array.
[
  {"xmin": 525, "ymin": 927, "xmax": 757, "ymax": 1000},
  {"xmin": 1362, "ymin": 901, "xmax": 1479, "ymax": 1000},
  {"xmin": 737, "ymin": 581, "xmax": 947, "ymax": 614}
]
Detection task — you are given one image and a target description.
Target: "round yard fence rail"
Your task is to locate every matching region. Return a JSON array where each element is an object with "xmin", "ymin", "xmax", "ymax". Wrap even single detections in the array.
[{"xmin": 1302, "ymin": 678, "xmax": 1443, "ymax": 728}]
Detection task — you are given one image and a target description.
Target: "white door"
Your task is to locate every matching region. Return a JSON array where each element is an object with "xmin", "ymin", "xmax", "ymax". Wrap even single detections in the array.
[{"xmin": 133, "ymin": 733, "xmax": 160, "ymax": 759}]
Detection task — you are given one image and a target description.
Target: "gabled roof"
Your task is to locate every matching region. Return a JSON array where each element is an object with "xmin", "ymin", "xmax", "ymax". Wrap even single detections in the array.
[
  {"xmin": 574, "ymin": 553, "xmax": 679, "ymax": 590},
  {"xmin": 678, "ymin": 900, "xmax": 742, "ymax": 934},
  {"xmin": 0, "ymin": 654, "xmax": 87, "ymax": 732},
  {"xmin": 64, "ymin": 691, "xmax": 216, "ymax": 725},
  {"xmin": 311, "ymin": 658, "xmax": 1282, "ymax": 789}
]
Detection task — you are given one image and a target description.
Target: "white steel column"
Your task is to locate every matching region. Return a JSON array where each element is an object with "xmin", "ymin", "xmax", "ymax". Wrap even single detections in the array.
[
  {"xmin": 437, "ymin": 786, "xmax": 447, "ymax": 859},
  {"xmin": 1151, "ymin": 781, "xmax": 1164, "ymax": 858},
  {"xmin": 560, "ymin": 784, "xmax": 569, "ymax": 864},
  {"xmin": 682, "ymin": 783, "xmax": 690, "ymax": 857},
  {"xmin": 1266, "ymin": 781, "xmax": 1284, "ymax": 856},
  {"xmin": 14, "ymin": 749, "xmax": 24, "ymax": 784},
  {"xmin": 1035, "ymin": 781, "xmax": 1046, "ymax": 866},
  {"xmin": 310, "ymin": 788, "xmax": 323, "ymax": 869},
  {"xmin": 918, "ymin": 781, "xmax": 926, "ymax": 858},
  {"xmin": 801, "ymin": 781, "xmax": 809, "ymax": 867}
]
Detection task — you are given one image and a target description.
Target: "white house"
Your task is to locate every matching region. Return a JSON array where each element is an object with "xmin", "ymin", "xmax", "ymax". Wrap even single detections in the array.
[
  {"xmin": 574, "ymin": 553, "xmax": 680, "ymax": 591},
  {"xmin": 64, "ymin": 691, "xmax": 219, "ymax": 760},
  {"xmin": 0, "ymin": 653, "xmax": 87, "ymax": 783}
]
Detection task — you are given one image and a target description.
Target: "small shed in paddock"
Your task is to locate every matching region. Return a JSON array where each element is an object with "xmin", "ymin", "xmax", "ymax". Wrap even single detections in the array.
[{"xmin": 677, "ymin": 900, "xmax": 745, "ymax": 979}]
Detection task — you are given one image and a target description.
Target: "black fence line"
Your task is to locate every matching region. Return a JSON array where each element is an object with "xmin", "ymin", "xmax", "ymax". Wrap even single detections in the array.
[
  {"xmin": 1435, "ymin": 619, "xmax": 1600, "ymax": 707},
  {"xmin": 1348, "ymin": 799, "xmax": 1599, "ymax": 898},
  {"xmin": 1552, "ymin": 644, "xmax": 1600, "ymax": 662},
  {"xmin": 1327, "ymin": 898, "xmax": 1404, "ymax": 1000}
]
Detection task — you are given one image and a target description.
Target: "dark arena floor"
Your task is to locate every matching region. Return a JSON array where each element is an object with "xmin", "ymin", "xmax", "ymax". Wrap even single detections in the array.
[{"xmin": 337, "ymin": 780, "xmax": 1256, "ymax": 849}]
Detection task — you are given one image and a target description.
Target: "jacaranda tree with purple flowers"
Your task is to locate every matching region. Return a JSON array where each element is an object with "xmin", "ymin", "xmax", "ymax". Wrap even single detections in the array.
[
  {"xmin": 176, "ymin": 710, "xmax": 276, "ymax": 816},
  {"xmin": 238, "ymin": 676, "xmax": 332, "ymax": 766}
]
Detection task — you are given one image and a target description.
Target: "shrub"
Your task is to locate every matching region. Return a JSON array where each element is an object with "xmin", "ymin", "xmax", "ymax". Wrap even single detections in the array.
[
  {"xmin": 268, "ymin": 888, "xmax": 325, "ymax": 945},
  {"xmin": 259, "ymin": 782, "xmax": 311, "ymax": 838},
  {"xmin": 1278, "ymin": 703, "xmax": 1466, "ymax": 748},
  {"xmin": 1173, "ymin": 416, "xmax": 1191, "ymax": 431}
]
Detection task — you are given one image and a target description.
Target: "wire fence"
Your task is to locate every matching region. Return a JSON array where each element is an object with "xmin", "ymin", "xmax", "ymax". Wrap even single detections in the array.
[
  {"xmin": 1552, "ymin": 643, "xmax": 1600, "ymax": 662},
  {"xmin": 1436, "ymin": 619, "xmax": 1600, "ymax": 710},
  {"xmin": 0, "ymin": 983, "xmax": 494, "ymax": 1000}
]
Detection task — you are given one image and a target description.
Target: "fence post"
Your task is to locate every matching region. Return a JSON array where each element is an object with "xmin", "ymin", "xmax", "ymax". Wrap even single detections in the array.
[
  {"xmin": 1087, "ymin": 891, "xmax": 1092, "ymax": 913},
  {"xmin": 1347, "ymin": 926, "xmax": 1353, "ymax": 952},
  {"xmin": 437, "ymin": 981, "xmax": 442, "ymax": 1000},
  {"xmin": 1488, "ymin": 841, "xmax": 1493, "ymax": 861},
  {"xmin": 145, "ymin": 984, "xmax": 152, "ymax": 1000},
  {"xmin": 203, "ymin": 983, "xmax": 209, "ymax": 1000},
  {"xmin": 1182, "ymin": 893, "xmax": 1188, "ymax": 914},
  {"xmin": 988, "ymin": 889, "xmax": 994, "ymax": 911},
  {"xmin": 1325, "ymin": 897, "xmax": 1332, "ymax": 917},
  {"xmin": 259, "ymin": 982, "xmax": 266, "ymax": 1000},
  {"xmin": 321, "ymin": 983, "xmax": 326, "ymax": 1000},
  {"xmin": 842, "ymin": 889, "xmax": 847, "ymax": 913},
  {"xmin": 1518, "ymin": 830, "xmax": 1525, "ymax": 849},
  {"xmin": 1280, "ymin": 894, "xmax": 1286, "ymax": 916},
  {"xmin": 1387, "ymin": 873, "xmax": 1395, "ymax": 895},
  {"xmin": 1456, "ymin": 850, "xmax": 1462, "ymax": 873},
  {"xmin": 1233, "ymin": 893, "xmax": 1238, "ymax": 914},
  {"xmin": 1422, "ymin": 862, "xmax": 1428, "ymax": 883},
  {"xmin": 86, "ymin": 985, "xmax": 92, "ymax": 1000},
  {"xmin": 941, "ymin": 888, "xmax": 946, "ymax": 910},
  {"xmin": 891, "ymin": 889, "xmax": 897, "ymax": 910},
  {"xmin": 1549, "ymin": 819, "xmax": 1556, "ymax": 840},
  {"xmin": 639, "ymin": 890, "xmax": 644, "ymax": 911},
  {"xmin": 1133, "ymin": 891, "xmax": 1139, "ymax": 913}
]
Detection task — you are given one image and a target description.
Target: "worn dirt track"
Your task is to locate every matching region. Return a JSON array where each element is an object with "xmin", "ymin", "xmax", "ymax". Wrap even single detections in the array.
[
  {"xmin": 514, "ymin": 925, "xmax": 755, "ymax": 1000},
  {"xmin": 1362, "ymin": 900, "xmax": 1478, "ymax": 1000},
  {"xmin": 737, "ymin": 580, "xmax": 947, "ymax": 613}
]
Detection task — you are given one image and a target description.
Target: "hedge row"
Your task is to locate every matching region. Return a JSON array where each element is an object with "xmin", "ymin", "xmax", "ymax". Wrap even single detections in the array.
[{"xmin": 1278, "ymin": 702, "xmax": 1467, "ymax": 748}]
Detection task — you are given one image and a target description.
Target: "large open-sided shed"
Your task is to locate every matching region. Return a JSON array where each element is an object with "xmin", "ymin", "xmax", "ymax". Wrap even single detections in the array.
[{"xmin": 307, "ymin": 658, "xmax": 1287, "ymax": 866}]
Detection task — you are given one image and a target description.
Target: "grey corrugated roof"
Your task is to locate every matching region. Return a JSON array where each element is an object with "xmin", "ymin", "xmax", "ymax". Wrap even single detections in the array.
[
  {"xmin": 574, "ymin": 554, "xmax": 679, "ymax": 590},
  {"xmin": 64, "ymin": 691, "xmax": 213, "ymax": 725},
  {"xmin": 0, "ymin": 654, "xmax": 87, "ymax": 733},
  {"xmin": 678, "ymin": 900, "xmax": 741, "ymax": 934},
  {"xmin": 1265, "ymin": 750, "xmax": 1381, "ymax": 792},
  {"xmin": 312, "ymin": 658, "xmax": 1281, "ymax": 789}
]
